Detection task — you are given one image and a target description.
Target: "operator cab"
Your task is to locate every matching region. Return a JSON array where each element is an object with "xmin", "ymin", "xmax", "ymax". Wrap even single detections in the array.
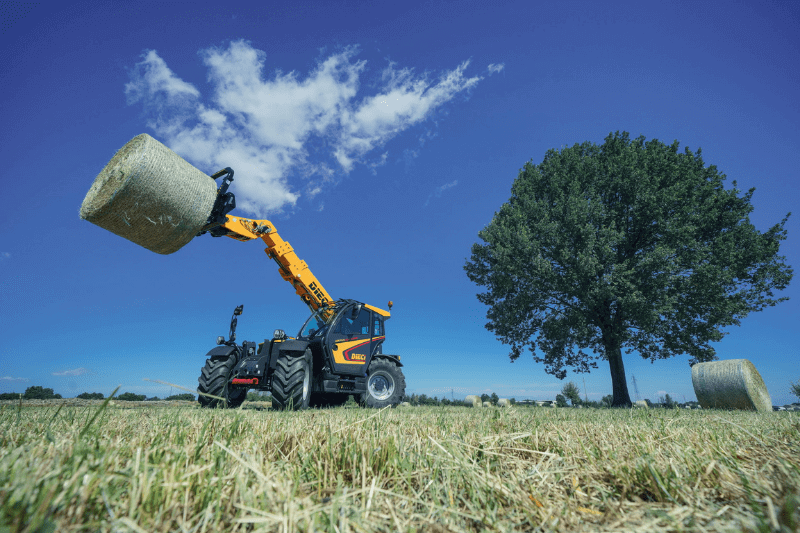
[{"xmin": 298, "ymin": 299, "xmax": 389, "ymax": 374}]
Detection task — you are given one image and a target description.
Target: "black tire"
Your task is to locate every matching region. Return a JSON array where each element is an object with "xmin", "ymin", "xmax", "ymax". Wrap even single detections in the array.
[
  {"xmin": 197, "ymin": 356, "xmax": 246, "ymax": 409},
  {"xmin": 271, "ymin": 349, "xmax": 312, "ymax": 410},
  {"xmin": 361, "ymin": 358, "xmax": 405, "ymax": 408},
  {"xmin": 310, "ymin": 393, "xmax": 349, "ymax": 408}
]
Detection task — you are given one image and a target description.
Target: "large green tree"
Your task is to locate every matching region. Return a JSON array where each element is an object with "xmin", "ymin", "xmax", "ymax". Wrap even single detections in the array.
[{"xmin": 465, "ymin": 131, "xmax": 792, "ymax": 407}]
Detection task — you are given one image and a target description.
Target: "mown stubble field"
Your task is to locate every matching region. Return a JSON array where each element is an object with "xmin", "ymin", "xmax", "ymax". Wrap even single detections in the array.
[{"xmin": 1, "ymin": 400, "xmax": 798, "ymax": 533}]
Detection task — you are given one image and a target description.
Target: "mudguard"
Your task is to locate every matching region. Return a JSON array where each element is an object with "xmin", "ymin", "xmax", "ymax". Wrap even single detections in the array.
[
  {"xmin": 277, "ymin": 339, "xmax": 310, "ymax": 354},
  {"xmin": 371, "ymin": 354, "xmax": 403, "ymax": 367},
  {"xmin": 206, "ymin": 345, "xmax": 238, "ymax": 360}
]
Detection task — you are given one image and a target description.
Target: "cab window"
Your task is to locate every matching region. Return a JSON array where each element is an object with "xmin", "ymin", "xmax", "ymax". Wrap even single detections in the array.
[
  {"xmin": 373, "ymin": 316, "xmax": 383, "ymax": 336},
  {"xmin": 335, "ymin": 307, "xmax": 371, "ymax": 335}
]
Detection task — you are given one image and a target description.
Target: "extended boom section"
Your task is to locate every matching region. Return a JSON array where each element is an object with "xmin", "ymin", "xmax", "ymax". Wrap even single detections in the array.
[{"xmin": 213, "ymin": 215, "xmax": 335, "ymax": 316}]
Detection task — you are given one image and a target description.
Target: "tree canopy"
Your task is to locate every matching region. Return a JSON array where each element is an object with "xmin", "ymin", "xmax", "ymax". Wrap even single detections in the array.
[
  {"xmin": 77, "ymin": 392, "xmax": 104, "ymax": 400},
  {"xmin": 465, "ymin": 131, "xmax": 793, "ymax": 406},
  {"xmin": 561, "ymin": 381, "xmax": 582, "ymax": 406},
  {"xmin": 117, "ymin": 392, "xmax": 146, "ymax": 401},
  {"xmin": 791, "ymin": 379, "xmax": 800, "ymax": 400},
  {"xmin": 23, "ymin": 386, "xmax": 62, "ymax": 400}
]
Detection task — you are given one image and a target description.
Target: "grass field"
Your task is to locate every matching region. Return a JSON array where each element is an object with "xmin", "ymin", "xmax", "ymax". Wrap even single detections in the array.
[{"xmin": 1, "ymin": 400, "xmax": 798, "ymax": 533}]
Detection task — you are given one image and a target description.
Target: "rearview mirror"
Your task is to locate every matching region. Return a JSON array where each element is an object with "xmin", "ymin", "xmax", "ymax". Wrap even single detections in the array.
[{"xmin": 234, "ymin": 305, "xmax": 244, "ymax": 316}]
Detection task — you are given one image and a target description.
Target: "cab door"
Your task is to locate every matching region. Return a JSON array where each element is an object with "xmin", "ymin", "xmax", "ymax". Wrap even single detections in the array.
[
  {"xmin": 369, "ymin": 313, "xmax": 385, "ymax": 358},
  {"xmin": 328, "ymin": 306, "xmax": 371, "ymax": 375}
]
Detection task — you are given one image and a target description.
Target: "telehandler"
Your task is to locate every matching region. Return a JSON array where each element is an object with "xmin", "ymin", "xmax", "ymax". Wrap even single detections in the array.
[{"xmin": 195, "ymin": 168, "xmax": 406, "ymax": 410}]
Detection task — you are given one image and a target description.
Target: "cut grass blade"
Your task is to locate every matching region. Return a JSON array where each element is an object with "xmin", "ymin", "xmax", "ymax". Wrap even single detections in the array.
[{"xmin": 78, "ymin": 385, "xmax": 120, "ymax": 439}]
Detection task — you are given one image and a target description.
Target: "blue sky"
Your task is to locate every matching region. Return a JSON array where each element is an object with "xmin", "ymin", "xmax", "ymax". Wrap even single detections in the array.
[{"xmin": 1, "ymin": 0, "xmax": 798, "ymax": 405}]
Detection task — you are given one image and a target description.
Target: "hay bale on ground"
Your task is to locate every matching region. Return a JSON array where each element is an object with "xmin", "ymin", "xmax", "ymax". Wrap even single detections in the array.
[
  {"xmin": 397, "ymin": 402, "xmax": 411, "ymax": 407},
  {"xmin": 80, "ymin": 133, "xmax": 218, "ymax": 255},
  {"xmin": 634, "ymin": 400, "xmax": 649, "ymax": 409},
  {"xmin": 464, "ymin": 395, "xmax": 481, "ymax": 407},
  {"xmin": 482, "ymin": 401, "xmax": 492, "ymax": 407},
  {"xmin": 497, "ymin": 398, "xmax": 511, "ymax": 407},
  {"xmin": 691, "ymin": 359, "xmax": 772, "ymax": 412}
]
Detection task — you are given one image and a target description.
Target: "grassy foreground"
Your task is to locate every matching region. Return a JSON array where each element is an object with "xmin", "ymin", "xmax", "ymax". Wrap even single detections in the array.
[{"xmin": 1, "ymin": 402, "xmax": 798, "ymax": 533}]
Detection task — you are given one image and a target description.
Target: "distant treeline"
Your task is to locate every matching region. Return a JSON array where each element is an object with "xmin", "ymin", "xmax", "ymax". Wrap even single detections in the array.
[
  {"xmin": 0, "ymin": 387, "xmax": 195, "ymax": 401},
  {"xmin": 0, "ymin": 387, "xmax": 705, "ymax": 408},
  {"xmin": 404, "ymin": 392, "xmax": 701, "ymax": 408},
  {"xmin": 403, "ymin": 393, "xmax": 509, "ymax": 406},
  {"xmin": 0, "ymin": 386, "xmax": 62, "ymax": 400}
]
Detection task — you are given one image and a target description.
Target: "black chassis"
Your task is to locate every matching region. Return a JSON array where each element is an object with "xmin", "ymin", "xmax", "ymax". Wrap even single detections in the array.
[{"xmin": 209, "ymin": 300, "xmax": 402, "ymax": 398}]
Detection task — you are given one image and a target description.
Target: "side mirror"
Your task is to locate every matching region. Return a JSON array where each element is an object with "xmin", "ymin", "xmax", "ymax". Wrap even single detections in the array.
[{"xmin": 234, "ymin": 305, "xmax": 244, "ymax": 316}]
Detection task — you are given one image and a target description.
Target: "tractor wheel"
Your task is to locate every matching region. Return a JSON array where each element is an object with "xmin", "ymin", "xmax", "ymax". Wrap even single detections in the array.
[
  {"xmin": 361, "ymin": 358, "xmax": 405, "ymax": 408},
  {"xmin": 271, "ymin": 349, "xmax": 312, "ymax": 410},
  {"xmin": 197, "ymin": 356, "xmax": 246, "ymax": 409},
  {"xmin": 310, "ymin": 393, "xmax": 349, "ymax": 408}
]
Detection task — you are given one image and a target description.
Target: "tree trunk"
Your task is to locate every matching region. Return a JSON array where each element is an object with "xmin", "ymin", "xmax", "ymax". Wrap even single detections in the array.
[{"xmin": 606, "ymin": 342, "xmax": 632, "ymax": 407}]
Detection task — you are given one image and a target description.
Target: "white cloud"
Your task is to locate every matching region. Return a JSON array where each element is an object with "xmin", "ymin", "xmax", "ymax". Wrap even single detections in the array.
[
  {"xmin": 487, "ymin": 63, "xmax": 505, "ymax": 75},
  {"xmin": 0, "ymin": 252, "xmax": 10, "ymax": 260},
  {"xmin": 367, "ymin": 151, "xmax": 388, "ymax": 175},
  {"xmin": 125, "ymin": 50, "xmax": 200, "ymax": 106},
  {"xmin": 436, "ymin": 180, "xmax": 458, "ymax": 194},
  {"xmin": 52, "ymin": 368, "xmax": 90, "ymax": 377},
  {"xmin": 126, "ymin": 41, "xmax": 486, "ymax": 217},
  {"xmin": 0, "ymin": 376, "xmax": 28, "ymax": 382},
  {"xmin": 424, "ymin": 179, "xmax": 459, "ymax": 206}
]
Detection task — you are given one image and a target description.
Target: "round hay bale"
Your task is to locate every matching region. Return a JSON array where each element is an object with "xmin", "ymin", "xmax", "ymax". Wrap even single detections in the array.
[
  {"xmin": 497, "ymin": 398, "xmax": 511, "ymax": 407},
  {"xmin": 691, "ymin": 359, "xmax": 772, "ymax": 412},
  {"xmin": 398, "ymin": 402, "xmax": 411, "ymax": 407},
  {"xmin": 464, "ymin": 395, "xmax": 481, "ymax": 407},
  {"xmin": 80, "ymin": 133, "xmax": 218, "ymax": 255},
  {"xmin": 482, "ymin": 401, "xmax": 492, "ymax": 407},
  {"xmin": 634, "ymin": 400, "xmax": 649, "ymax": 409}
]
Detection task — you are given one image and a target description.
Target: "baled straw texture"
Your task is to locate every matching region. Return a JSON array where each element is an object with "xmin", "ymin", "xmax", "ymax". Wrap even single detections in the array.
[
  {"xmin": 482, "ymin": 401, "xmax": 492, "ymax": 407},
  {"xmin": 634, "ymin": 400, "xmax": 649, "ymax": 409},
  {"xmin": 80, "ymin": 134, "xmax": 217, "ymax": 255},
  {"xmin": 691, "ymin": 358, "xmax": 772, "ymax": 412},
  {"xmin": 497, "ymin": 398, "xmax": 511, "ymax": 407},
  {"xmin": 464, "ymin": 395, "xmax": 481, "ymax": 407}
]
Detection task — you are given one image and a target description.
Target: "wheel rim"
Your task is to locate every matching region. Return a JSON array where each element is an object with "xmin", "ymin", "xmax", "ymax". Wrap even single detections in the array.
[
  {"xmin": 368, "ymin": 372, "xmax": 394, "ymax": 401},
  {"xmin": 302, "ymin": 360, "xmax": 310, "ymax": 401}
]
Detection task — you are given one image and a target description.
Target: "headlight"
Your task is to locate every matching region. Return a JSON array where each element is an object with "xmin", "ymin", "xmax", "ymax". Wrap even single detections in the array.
[
  {"xmin": 216, "ymin": 336, "xmax": 225, "ymax": 345},
  {"xmin": 273, "ymin": 329, "xmax": 286, "ymax": 340}
]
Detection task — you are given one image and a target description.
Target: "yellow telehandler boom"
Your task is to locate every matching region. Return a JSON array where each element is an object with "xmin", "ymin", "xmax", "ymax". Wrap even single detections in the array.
[{"xmin": 207, "ymin": 214, "xmax": 337, "ymax": 316}]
